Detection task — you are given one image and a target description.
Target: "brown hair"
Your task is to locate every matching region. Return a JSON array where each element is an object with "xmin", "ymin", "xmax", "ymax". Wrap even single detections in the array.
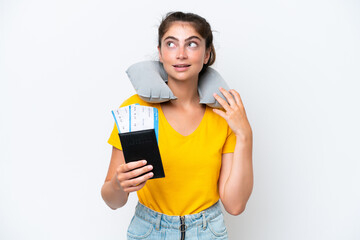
[{"xmin": 158, "ymin": 11, "xmax": 216, "ymax": 75}]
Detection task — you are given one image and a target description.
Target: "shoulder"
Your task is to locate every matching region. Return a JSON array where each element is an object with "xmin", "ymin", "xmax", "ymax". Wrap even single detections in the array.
[
  {"xmin": 206, "ymin": 106, "xmax": 234, "ymax": 134},
  {"xmin": 118, "ymin": 94, "xmax": 156, "ymax": 108},
  {"xmin": 206, "ymin": 106, "xmax": 227, "ymax": 124}
]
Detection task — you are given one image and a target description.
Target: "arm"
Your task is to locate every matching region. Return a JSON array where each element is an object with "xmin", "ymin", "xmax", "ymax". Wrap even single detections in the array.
[
  {"xmin": 218, "ymin": 137, "xmax": 253, "ymax": 215},
  {"xmin": 213, "ymin": 87, "xmax": 254, "ymax": 216},
  {"xmin": 101, "ymin": 147, "xmax": 153, "ymax": 210},
  {"xmin": 101, "ymin": 147, "xmax": 129, "ymax": 209}
]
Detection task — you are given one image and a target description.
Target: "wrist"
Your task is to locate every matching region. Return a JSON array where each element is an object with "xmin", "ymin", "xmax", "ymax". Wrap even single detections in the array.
[
  {"xmin": 235, "ymin": 133, "xmax": 252, "ymax": 143},
  {"xmin": 110, "ymin": 174, "xmax": 122, "ymax": 191}
]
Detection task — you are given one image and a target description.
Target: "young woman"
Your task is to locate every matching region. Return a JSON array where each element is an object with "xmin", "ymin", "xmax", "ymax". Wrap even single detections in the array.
[{"xmin": 101, "ymin": 11, "xmax": 253, "ymax": 239}]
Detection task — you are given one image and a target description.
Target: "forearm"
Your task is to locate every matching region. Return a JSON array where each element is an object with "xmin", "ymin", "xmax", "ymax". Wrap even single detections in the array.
[
  {"xmin": 101, "ymin": 176, "xmax": 129, "ymax": 210},
  {"xmin": 222, "ymin": 135, "xmax": 253, "ymax": 215}
]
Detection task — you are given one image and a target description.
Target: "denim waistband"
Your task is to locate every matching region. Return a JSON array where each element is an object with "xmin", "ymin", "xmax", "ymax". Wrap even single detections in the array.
[{"xmin": 134, "ymin": 200, "xmax": 223, "ymax": 230}]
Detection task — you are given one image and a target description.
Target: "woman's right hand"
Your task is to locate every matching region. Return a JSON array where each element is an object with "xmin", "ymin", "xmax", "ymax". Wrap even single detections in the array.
[{"xmin": 112, "ymin": 160, "xmax": 153, "ymax": 193}]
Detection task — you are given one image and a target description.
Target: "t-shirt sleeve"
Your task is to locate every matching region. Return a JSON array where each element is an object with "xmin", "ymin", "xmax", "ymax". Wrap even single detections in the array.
[
  {"xmin": 107, "ymin": 95, "xmax": 138, "ymax": 151},
  {"xmin": 108, "ymin": 122, "xmax": 122, "ymax": 150},
  {"xmin": 222, "ymin": 125, "xmax": 236, "ymax": 153}
]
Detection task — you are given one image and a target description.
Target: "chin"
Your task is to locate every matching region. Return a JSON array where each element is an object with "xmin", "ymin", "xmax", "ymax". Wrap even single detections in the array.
[
  {"xmin": 165, "ymin": 67, "xmax": 201, "ymax": 82},
  {"xmin": 168, "ymin": 73, "xmax": 199, "ymax": 82}
]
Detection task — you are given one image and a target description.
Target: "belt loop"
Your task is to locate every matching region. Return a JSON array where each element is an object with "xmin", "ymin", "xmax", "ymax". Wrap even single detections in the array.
[
  {"xmin": 155, "ymin": 213, "xmax": 162, "ymax": 231},
  {"xmin": 202, "ymin": 212, "xmax": 207, "ymax": 230}
]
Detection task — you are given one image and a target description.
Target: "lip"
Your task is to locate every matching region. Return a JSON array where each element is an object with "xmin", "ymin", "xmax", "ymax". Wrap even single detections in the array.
[{"xmin": 172, "ymin": 64, "xmax": 191, "ymax": 72}]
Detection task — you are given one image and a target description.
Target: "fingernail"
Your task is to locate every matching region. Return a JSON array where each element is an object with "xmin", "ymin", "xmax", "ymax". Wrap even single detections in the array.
[
  {"xmin": 143, "ymin": 160, "xmax": 147, "ymax": 164},
  {"xmin": 148, "ymin": 165, "xmax": 153, "ymax": 170}
]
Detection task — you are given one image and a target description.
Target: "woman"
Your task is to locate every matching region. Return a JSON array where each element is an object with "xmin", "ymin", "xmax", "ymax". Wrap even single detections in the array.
[{"xmin": 101, "ymin": 11, "xmax": 253, "ymax": 239}]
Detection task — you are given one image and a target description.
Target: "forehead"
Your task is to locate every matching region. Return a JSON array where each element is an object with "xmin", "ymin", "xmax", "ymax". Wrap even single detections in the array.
[{"xmin": 162, "ymin": 21, "xmax": 203, "ymax": 40}]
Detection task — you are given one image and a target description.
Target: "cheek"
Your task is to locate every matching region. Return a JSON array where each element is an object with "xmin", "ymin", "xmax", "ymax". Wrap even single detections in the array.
[
  {"xmin": 160, "ymin": 49, "xmax": 175, "ymax": 62},
  {"xmin": 189, "ymin": 48, "xmax": 206, "ymax": 58},
  {"xmin": 191, "ymin": 51, "xmax": 206, "ymax": 63}
]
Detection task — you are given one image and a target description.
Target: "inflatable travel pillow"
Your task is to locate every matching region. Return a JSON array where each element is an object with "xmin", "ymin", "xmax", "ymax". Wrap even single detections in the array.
[{"xmin": 126, "ymin": 61, "xmax": 231, "ymax": 109}]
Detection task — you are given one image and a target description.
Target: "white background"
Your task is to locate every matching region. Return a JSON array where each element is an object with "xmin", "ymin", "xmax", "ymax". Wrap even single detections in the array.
[{"xmin": 1, "ymin": 0, "xmax": 359, "ymax": 239}]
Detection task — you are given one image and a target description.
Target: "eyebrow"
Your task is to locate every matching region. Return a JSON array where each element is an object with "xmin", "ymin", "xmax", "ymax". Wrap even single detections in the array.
[{"xmin": 163, "ymin": 36, "xmax": 202, "ymax": 42}]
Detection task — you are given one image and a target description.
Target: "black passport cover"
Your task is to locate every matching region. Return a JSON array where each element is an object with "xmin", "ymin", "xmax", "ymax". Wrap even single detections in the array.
[{"xmin": 118, "ymin": 129, "xmax": 165, "ymax": 179}]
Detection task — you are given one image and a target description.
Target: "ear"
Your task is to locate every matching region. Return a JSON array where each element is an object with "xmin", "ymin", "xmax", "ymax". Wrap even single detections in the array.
[
  {"xmin": 204, "ymin": 48, "xmax": 211, "ymax": 65},
  {"xmin": 158, "ymin": 46, "xmax": 163, "ymax": 63}
]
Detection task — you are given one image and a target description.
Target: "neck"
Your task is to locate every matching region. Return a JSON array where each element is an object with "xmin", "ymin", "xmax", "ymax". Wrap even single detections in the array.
[{"xmin": 165, "ymin": 75, "xmax": 201, "ymax": 109}]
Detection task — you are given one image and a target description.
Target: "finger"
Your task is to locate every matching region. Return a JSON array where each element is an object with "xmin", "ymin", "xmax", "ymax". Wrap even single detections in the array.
[
  {"xmin": 121, "ymin": 171, "xmax": 154, "ymax": 190},
  {"xmin": 229, "ymin": 89, "xmax": 244, "ymax": 108},
  {"xmin": 212, "ymin": 108, "xmax": 227, "ymax": 119},
  {"xmin": 219, "ymin": 87, "xmax": 237, "ymax": 106},
  {"xmin": 213, "ymin": 93, "xmax": 231, "ymax": 112},
  {"xmin": 123, "ymin": 164, "xmax": 153, "ymax": 181},
  {"xmin": 118, "ymin": 164, "xmax": 152, "ymax": 182},
  {"xmin": 119, "ymin": 160, "xmax": 147, "ymax": 173},
  {"xmin": 124, "ymin": 181, "xmax": 147, "ymax": 193}
]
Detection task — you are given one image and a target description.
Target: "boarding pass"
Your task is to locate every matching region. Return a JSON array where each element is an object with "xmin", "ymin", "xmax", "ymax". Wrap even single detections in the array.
[{"xmin": 112, "ymin": 104, "xmax": 159, "ymax": 140}]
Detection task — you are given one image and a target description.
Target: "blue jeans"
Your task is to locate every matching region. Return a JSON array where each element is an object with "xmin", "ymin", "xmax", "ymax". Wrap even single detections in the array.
[{"xmin": 127, "ymin": 200, "xmax": 228, "ymax": 239}]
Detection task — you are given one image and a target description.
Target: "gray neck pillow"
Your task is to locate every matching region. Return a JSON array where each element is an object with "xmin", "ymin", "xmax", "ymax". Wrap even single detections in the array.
[{"xmin": 125, "ymin": 61, "xmax": 230, "ymax": 109}]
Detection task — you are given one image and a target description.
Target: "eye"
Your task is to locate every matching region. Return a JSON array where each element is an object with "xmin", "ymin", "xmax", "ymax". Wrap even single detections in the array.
[
  {"xmin": 166, "ymin": 42, "xmax": 176, "ymax": 48},
  {"xmin": 188, "ymin": 42, "xmax": 198, "ymax": 48}
]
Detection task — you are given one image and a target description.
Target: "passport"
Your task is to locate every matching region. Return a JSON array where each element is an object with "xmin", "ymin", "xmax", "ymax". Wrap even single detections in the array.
[{"xmin": 112, "ymin": 104, "xmax": 165, "ymax": 179}]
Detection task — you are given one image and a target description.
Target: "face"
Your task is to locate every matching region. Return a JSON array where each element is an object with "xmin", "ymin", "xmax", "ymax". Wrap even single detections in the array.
[{"xmin": 158, "ymin": 21, "xmax": 210, "ymax": 82}]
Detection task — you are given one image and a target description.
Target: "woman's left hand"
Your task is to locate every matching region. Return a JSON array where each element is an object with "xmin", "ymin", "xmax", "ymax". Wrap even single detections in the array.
[{"xmin": 213, "ymin": 87, "xmax": 253, "ymax": 141}]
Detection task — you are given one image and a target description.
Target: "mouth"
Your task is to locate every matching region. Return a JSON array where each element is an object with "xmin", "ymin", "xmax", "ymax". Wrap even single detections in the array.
[
  {"xmin": 172, "ymin": 64, "xmax": 191, "ymax": 71},
  {"xmin": 173, "ymin": 64, "xmax": 191, "ymax": 68}
]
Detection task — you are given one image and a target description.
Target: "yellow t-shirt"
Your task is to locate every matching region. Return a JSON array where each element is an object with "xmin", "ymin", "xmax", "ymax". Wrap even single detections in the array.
[{"xmin": 108, "ymin": 94, "xmax": 236, "ymax": 216}]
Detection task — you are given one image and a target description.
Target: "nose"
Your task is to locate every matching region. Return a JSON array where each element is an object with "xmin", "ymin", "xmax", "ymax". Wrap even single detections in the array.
[{"xmin": 176, "ymin": 46, "xmax": 188, "ymax": 59}]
